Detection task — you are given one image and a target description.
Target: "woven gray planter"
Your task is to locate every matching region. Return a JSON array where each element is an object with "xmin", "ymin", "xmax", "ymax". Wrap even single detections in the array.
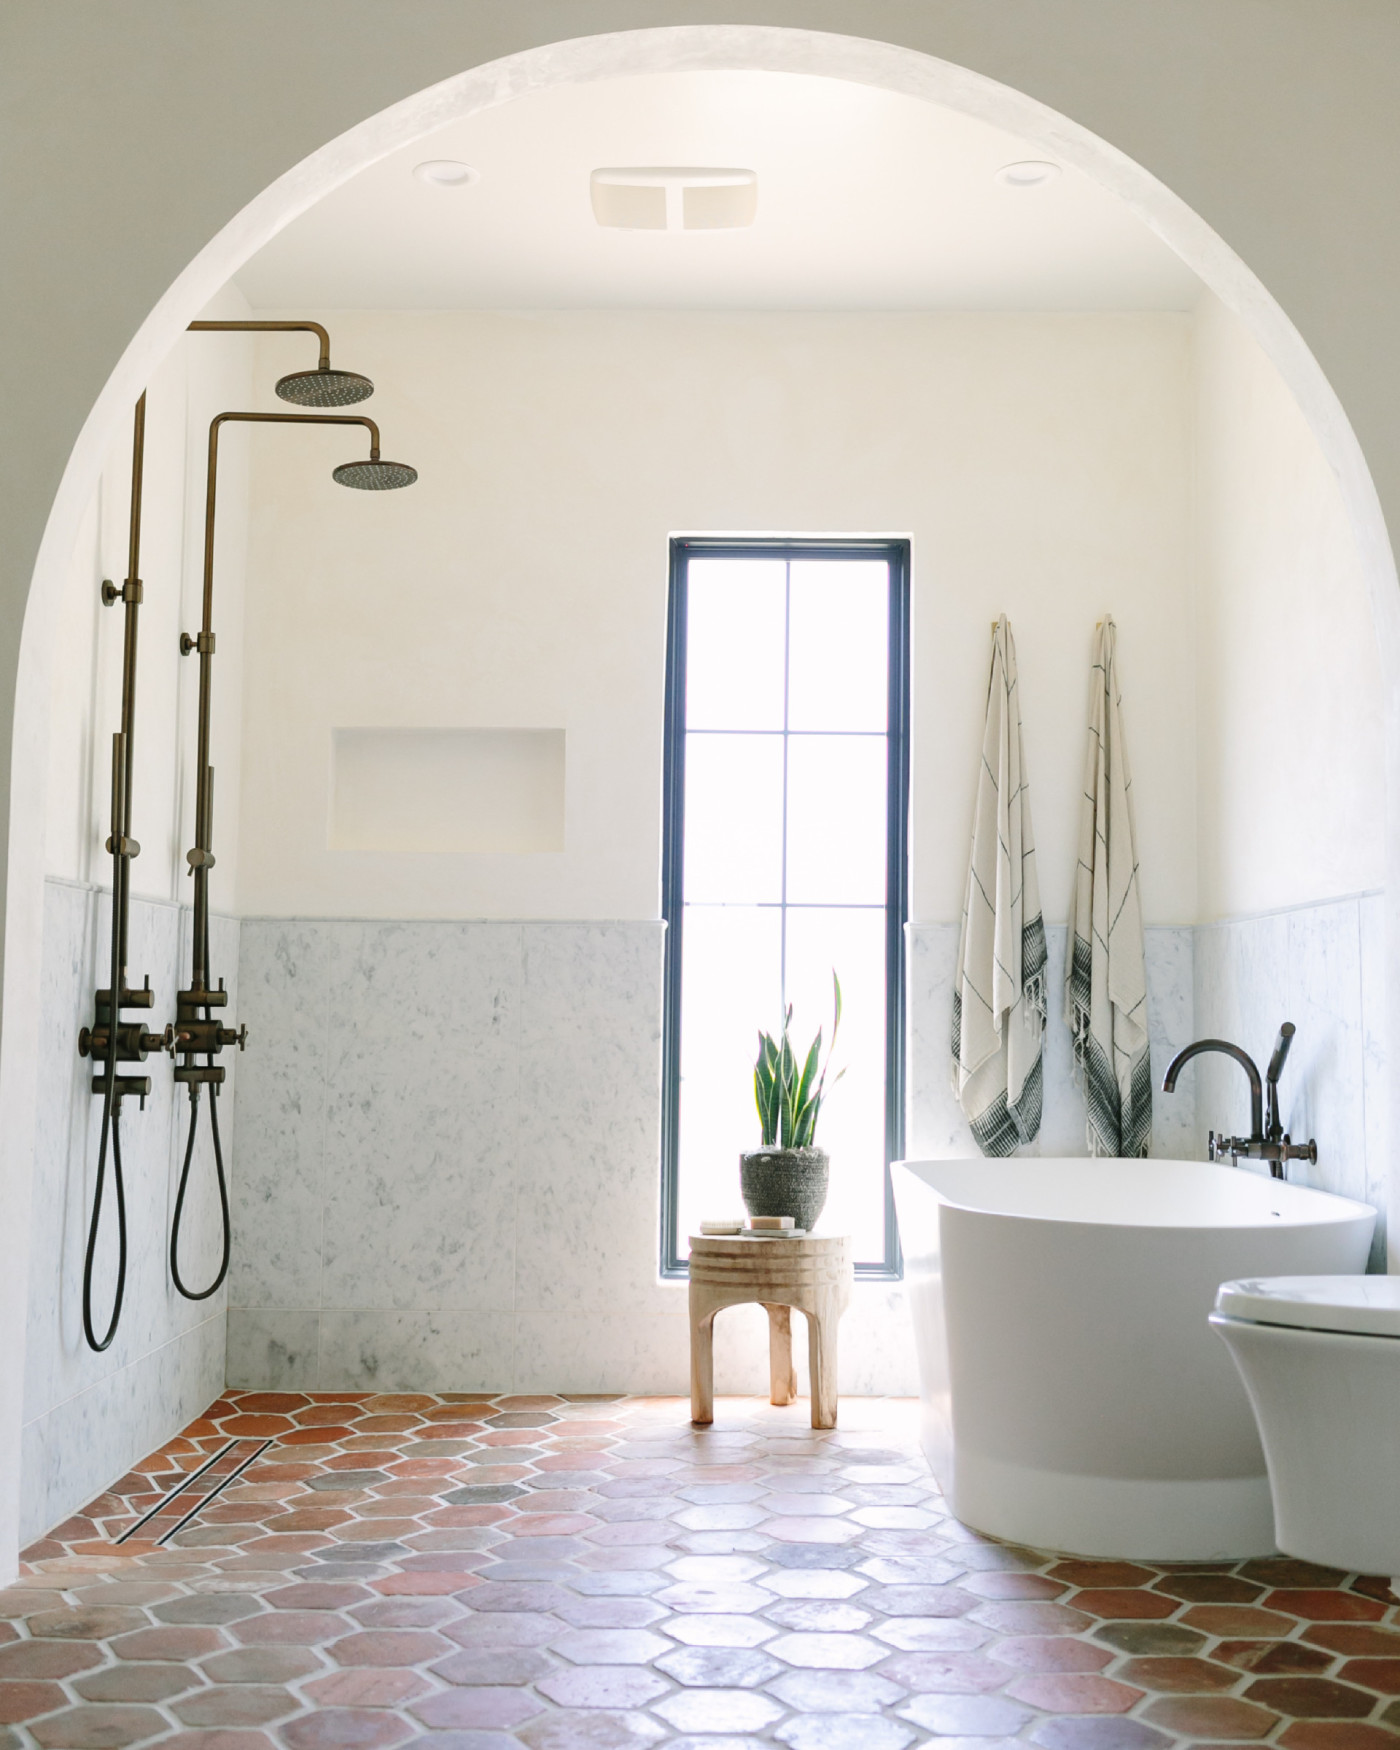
[{"xmin": 739, "ymin": 1146, "xmax": 829, "ymax": 1233}]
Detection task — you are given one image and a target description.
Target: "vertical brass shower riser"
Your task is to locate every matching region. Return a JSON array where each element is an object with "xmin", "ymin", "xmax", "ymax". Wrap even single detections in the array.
[
  {"xmin": 76, "ymin": 393, "xmax": 169, "ymax": 1352},
  {"xmin": 167, "ymin": 402, "xmax": 415, "ymax": 1302}
]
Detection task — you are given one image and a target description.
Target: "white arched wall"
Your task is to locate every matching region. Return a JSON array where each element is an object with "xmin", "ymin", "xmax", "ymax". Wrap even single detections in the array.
[{"xmin": 6, "ymin": 22, "xmax": 1399, "ymax": 1579}]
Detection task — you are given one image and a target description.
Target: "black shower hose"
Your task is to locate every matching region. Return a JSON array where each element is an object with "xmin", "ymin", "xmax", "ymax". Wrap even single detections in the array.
[
  {"xmin": 170, "ymin": 916, "xmax": 232, "ymax": 1303},
  {"xmin": 83, "ymin": 873, "xmax": 128, "ymax": 1353},
  {"xmin": 82, "ymin": 1080, "xmax": 128, "ymax": 1352}
]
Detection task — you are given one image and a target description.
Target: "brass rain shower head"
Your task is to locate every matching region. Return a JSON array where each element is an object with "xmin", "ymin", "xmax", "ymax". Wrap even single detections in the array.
[
  {"xmin": 277, "ymin": 367, "xmax": 375, "ymax": 408},
  {"xmin": 187, "ymin": 319, "xmax": 374, "ymax": 405},
  {"xmin": 333, "ymin": 455, "xmax": 418, "ymax": 489}
]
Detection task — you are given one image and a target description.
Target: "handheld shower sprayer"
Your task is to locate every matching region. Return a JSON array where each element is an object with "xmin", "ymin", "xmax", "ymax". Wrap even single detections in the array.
[{"xmin": 167, "ymin": 407, "xmax": 416, "ymax": 1301}]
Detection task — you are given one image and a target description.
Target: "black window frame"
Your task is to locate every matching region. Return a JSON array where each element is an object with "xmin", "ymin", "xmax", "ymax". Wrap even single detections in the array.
[{"xmin": 660, "ymin": 535, "xmax": 911, "ymax": 1281}]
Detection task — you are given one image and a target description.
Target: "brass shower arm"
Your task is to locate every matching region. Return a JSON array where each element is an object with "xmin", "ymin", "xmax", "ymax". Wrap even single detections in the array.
[
  {"xmin": 188, "ymin": 319, "xmax": 332, "ymax": 371},
  {"xmin": 197, "ymin": 408, "xmax": 384, "ymax": 622}
]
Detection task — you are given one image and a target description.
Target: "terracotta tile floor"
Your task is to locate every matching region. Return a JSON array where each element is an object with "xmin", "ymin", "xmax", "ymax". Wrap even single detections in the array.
[{"xmin": 2, "ymin": 1390, "xmax": 1399, "ymax": 1750}]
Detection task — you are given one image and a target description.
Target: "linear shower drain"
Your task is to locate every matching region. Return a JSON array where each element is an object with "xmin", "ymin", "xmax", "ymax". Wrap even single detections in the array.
[{"xmin": 115, "ymin": 1437, "xmax": 273, "ymax": 1545}]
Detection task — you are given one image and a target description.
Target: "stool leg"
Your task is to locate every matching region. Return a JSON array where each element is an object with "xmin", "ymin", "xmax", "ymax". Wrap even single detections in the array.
[
  {"xmin": 762, "ymin": 1303, "xmax": 796, "ymax": 1406},
  {"xmin": 690, "ymin": 1290, "xmax": 717, "ymax": 1426},
  {"xmin": 806, "ymin": 1294, "xmax": 840, "ymax": 1429}
]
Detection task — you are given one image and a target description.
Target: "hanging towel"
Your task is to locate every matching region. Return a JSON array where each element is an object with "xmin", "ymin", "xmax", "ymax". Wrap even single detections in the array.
[
  {"xmin": 1066, "ymin": 616, "xmax": 1152, "ymax": 1157},
  {"xmin": 951, "ymin": 616, "xmax": 1047, "ymax": 1155}
]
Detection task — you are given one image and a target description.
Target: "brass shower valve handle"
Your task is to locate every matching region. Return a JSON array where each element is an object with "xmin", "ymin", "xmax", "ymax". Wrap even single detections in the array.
[
  {"xmin": 186, "ymin": 846, "xmax": 216, "ymax": 870},
  {"xmin": 79, "ymin": 1020, "xmax": 169, "ymax": 1064},
  {"xmin": 180, "ymin": 630, "xmax": 215, "ymax": 656},
  {"xmin": 101, "ymin": 578, "xmax": 143, "ymax": 606}
]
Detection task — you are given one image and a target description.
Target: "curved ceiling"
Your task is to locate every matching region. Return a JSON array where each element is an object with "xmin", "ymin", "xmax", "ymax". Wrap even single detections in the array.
[{"xmin": 234, "ymin": 70, "xmax": 1202, "ymax": 312}]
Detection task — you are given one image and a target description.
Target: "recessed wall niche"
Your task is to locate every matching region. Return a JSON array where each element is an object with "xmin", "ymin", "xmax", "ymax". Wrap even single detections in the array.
[{"xmin": 329, "ymin": 727, "xmax": 565, "ymax": 853}]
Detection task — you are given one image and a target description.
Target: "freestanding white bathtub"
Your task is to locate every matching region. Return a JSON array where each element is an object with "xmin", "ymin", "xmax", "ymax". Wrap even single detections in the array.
[{"xmin": 892, "ymin": 1158, "xmax": 1375, "ymax": 1560}]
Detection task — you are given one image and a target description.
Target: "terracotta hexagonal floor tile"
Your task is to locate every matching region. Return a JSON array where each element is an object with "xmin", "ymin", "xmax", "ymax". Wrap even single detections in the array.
[
  {"xmin": 301, "ymin": 1669, "xmax": 429, "ymax": 1708},
  {"xmin": 1032, "ymin": 1718, "xmax": 1173, "ymax": 1750},
  {"xmin": 874, "ymin": 1649, "xmax": 1007, "ymax": 1692},
  {"xmin": 171, "ymin": 1684, "xmax": 300, "ymax": 1727},
  {"xmin": 72, "ymin": 1662, "xmax": 199, "ymax": 1703},
  {"xmin": 900, "ymin": 1692, "xmax": 1034, "ymax": 1735},
  {"xmin": 280, "ymin": 1706, "xmax": 415, "ymax": 1748},
  {"xmin": 1215, "ymin": 1640, "xmax": 1336, "ymax": 1675},
  {"xmin": 768, "ymin": 1667, "xmax": 905, "ymax": 1713},
  {"xmin": 1267, "ymin": 1593, "xmax": 1387, "ymax": 1623},
  {"xmin": 1339, "ymin": 1660, "xmax": 1400, "ymax": 1694},
  {"xmin": 1279, "ymin": 1728, "xmax": 1400, "ymax": 1750},
  {"xmin": 1182, "ymin": 1606, "xmax": 1299, "ymax": 1638},
  {"xmin": 327, "ymin": 1630, "xmax": 450, "ymax": 1667},
  {"xmin": 28, "ymin": 1703, "xmax": 169, "ymax": 1747},
  {"xmin": 1116, "ymin": 1655, "xmax": 1242, "ymax": 1692},
  {"xmin": 1152, "ymin": 1574, "xmax": 1265, "ymax": 1604},
  {"xmin": 536, "ymin": 1665, "xmax": 670, "ymax": 1709},
  {"xmin": 408, "ymin": 1686, "xmax": 543, "ymax": 1730},
  {"xmin": 1142, "ymin": 1695, "xmax": 1281, "ymax": 1737},
  {"xmin": 652, "ymin": 1686, "xmax": 785, "ymax": 1733},
  {"xmin": 1072, "ymin": 1589, "xmax": 1179, "ymax": 1621},
  {"xmin": 0, "ymin": 1641, "xmax": 101, "ymax": 1680},
  {"xmin": 994, "ymin": 1636, "xmax": 1114, "ymax": 1674},
  {"xmin": 1244, "ymin": 1678, "xmax": 1381, "ymax": 1717},
  {"xmin": 1008, "ymin": 1674, "xmax": 1145, "ymax": 1713},
  {"xmin": 1047, "ymin": 1563, "xmax": 1156, "ymax": 1589},
  {"xmin": 0, "ymin": 1679, "xmax": 67, "ymax": 1722}
]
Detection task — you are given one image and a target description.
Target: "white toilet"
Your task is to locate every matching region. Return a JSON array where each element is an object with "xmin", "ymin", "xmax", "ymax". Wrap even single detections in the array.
[{"xmin": 1211, "ymin": 1274, "xmax": 1400, "ymax": 1589}]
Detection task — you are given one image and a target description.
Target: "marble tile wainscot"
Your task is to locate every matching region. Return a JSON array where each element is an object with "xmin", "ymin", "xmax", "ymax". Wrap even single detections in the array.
[
  {"xmin": 228, "ymin": 920, "xmax": 921, "ymax": 1400},
  {"xmin": 23, "ymin": 877, "xmax": 239, "ymax": 1545}
]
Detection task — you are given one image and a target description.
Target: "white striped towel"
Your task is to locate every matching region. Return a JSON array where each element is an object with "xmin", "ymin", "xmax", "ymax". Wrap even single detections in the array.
[
  {"xmin": 1066, "ymin": 615, "xmax": 1152, "ymax": 1157},
  {"xmin": 951, "ymin": 616, "xmax": 1047, "ymax": 1155}
]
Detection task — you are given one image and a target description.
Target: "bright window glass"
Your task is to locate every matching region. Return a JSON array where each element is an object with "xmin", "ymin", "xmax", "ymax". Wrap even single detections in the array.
[{"xmin": 665, "ymin": 546, "xmax": 907, "ymax": 1272}]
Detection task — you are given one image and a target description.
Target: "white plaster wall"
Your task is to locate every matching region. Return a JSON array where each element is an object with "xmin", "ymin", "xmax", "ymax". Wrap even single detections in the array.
[
  {"xmin": 235, "ymin": 309, "xmax": 1197, "ymax": 927},
  {"xmin": 24, "ymin": 294, "xmax": 254, "ymax": 1545},
  {"xmin": 1194, "ymin": 292, "xmax": 1386, "ymax": 920}
]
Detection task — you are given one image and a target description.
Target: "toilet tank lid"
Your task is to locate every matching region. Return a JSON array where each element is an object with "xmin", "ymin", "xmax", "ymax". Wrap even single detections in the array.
[{"xmin": 1215, "ymin": 1274, "xmax": 1400, "ymax": 1337}]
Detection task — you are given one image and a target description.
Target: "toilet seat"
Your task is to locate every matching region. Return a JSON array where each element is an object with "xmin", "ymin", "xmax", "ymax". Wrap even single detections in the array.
[{"xmin": 1214, "ymin": 1273, "xmax": 1400, "ymax": 1337}]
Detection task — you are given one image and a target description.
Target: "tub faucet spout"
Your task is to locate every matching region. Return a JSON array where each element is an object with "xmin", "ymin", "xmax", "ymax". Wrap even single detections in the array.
[
  {"xmin": 1162, "ymin": 1030, "xmax": 1316, "ymax": 1179},
  {"xmin": 1163, "ymin": 1039, "xmax": 1263, "ymax": 1145}
]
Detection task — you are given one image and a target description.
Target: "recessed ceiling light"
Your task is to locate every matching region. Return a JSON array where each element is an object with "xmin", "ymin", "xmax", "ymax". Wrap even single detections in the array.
[
  {"xmin": 996, "ymin": 160, "xmax": 1061, "ymax": 188},
  {"xmin": 414, "ymin": 160, "xmax": 480, "ymax": 188},
  {"xmin": 590, "ymin": 167, "xmax": 757, "ymax": 231}
]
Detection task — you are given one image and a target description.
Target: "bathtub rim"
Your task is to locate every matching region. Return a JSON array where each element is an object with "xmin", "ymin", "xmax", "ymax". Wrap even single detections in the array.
[{"xmin": 893, "ymin": 1156, "xmax": 1377, "ymax": 1233}]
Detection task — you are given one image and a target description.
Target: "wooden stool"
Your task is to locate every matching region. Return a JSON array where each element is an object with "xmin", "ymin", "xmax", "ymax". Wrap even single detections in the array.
[{"xmin": 688, "ymin": 1233, "xmax": 853, "ymax": 1429}]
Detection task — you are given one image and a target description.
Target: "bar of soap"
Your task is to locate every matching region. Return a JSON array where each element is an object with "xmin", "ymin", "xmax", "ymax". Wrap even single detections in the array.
[
  {"xmin": 748, "ymin": 1215, "xmax": 795, "ymax": 1231},
  {"xmin": 699, "ymin": 1219, "xmax": 744, "ymax": 1235}
]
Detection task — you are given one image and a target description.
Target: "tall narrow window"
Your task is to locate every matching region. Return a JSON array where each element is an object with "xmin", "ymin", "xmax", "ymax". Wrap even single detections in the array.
[{"xmin": 661, "ymin": 539, "xmax": 910, "ymax": 1277}]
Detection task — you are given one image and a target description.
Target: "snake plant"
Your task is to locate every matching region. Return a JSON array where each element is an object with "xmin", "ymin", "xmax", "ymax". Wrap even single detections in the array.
[{"xmin": 753, "ymin": 972, "xmax": 844, "ymax": 1149}]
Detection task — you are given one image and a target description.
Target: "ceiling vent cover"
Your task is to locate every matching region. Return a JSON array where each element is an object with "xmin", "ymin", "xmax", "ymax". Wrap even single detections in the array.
[{"xmin": 590, "ymin": 167, "xmax": 757, "ymax": 231}]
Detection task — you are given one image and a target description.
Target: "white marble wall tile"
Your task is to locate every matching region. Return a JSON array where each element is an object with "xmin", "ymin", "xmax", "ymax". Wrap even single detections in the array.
[
  {"xmin": 229, "ymin": 921, "xmax": 331, "ymax": 1309},
  {"xmin": 318, "ymin": 1310, "xmax": 515, "ymax": 1393},
  {"xmin": 513, "ymin": 1306, "xmax": 692, "ymax": 1396},
  {"xmin": 1286, "ymin": 901, "xmax": 1366, "ymax": 1205},
  {"xmin": 1359, "ymin": 893, "xmax": 1389, "ymax": 1267},
  {"xmin": 906, "ymin": 922, "xmax": 1195, "ymax": 1161},
  {"xmin": 320, "ymin": 922, "xmax": 521, "ymax": 1313},
  {"xmin": 1194, "ymin": 898, "xmax": 1388, "ymax": 1263},
  {"xmin": 21, "ymin": 1311, "xmax": 223, "ymax": 1546},
  {"xmin": 24, "ymin": 880, "xmax": 234, "ymax": 1543},
  {"xmin": 1144, "ymin": 927, "xmax": 1198, "ymax": 1158},
  {"xmin": 226, "ymin": 1309, "xmax": 321, "ymax": 1391},
  {"xmin": 512, "ymin": 924, "xmax": 665, "ymax": 1314}
]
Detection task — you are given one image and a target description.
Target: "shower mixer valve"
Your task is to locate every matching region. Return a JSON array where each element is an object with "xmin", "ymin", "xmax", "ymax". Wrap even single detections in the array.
[
  {"xmin": 169, "ymin": 979, "xmax": 248, "ymax": 1085},
  {"xmin": 79, "ymin": 978, "xmax": 173, "ymax": 1108}
]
